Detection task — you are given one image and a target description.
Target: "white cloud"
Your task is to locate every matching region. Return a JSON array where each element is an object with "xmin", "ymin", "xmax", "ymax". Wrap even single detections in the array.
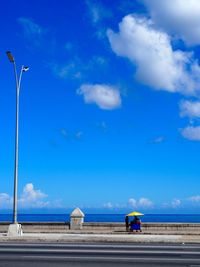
[
  {"xmin": 107, "ymin": 10, "xmax": 200, "ymax": 141},
  {"xmin": 138, "ymin": 198, "xmax": 153, "ymax": 208},
  {"xmin": 107, "ymin": 15, "xmax": 200, "ymax": 96},
  {"xmin": 19, "ymin": 183, "xmax": 49, "ymax": 208},
  {"xmin": 87, "ymin": 1, "xmax": 101, "ymax": 24},
  {"xmin": 103, "ymin": 202, "xmax": 113, "ymax": 208},
  {"xmin": 50, "ymin": 55, "xmax": 107, "ymax": 81},
  {"xmin": 96, "ymin": 121, "xmax": 108, "ymax": 133},
  {"xmin": 0, "ymin": 183, "xmax": 65, "ymax": 209},
  {"xmin": 86, "ymin": 0, "xmax": 112, "ymax": 24},
  {"xmin": 103, "ymin": 197, "xmax": 153, "ymax": 209},
  {"xmin": 59, "ymin": 128, "xmax": 84, "ymax": 141},
  {"xmin": 128, "ymin": 197, "xmax": 153, "ymax": 208},
  {"xmin": 150, "ymin": 136, "xmax": 165, "ymax": 144},
  {"xmin": 180, "ymin": 100, "xmax": 200, "ymax": 118},
  {"xmin": 163, "ymin": 198, "xmax": 181, "ymax": 208},
  {"xmin": 171, "ymin": 198, "xmax": 181, "ymax": 208},
  {"xmin": 60, "ymin": 128, "xmax": 68, "ymax": 138},
  {"xmin": 0, "ymin": 193, "xmax": 12, "ymax": 209},
  {"xmin": 76, "ymin": 131, "xmax": 83, "ymax": 139},
  {"xmin": 18, "ymin": 17, "xmax": 46, "ymax": 47},
  {"xmin": 22, "ymin": 183, "xmax": 47, "ymax": 200},
  {"xmin": 50, "ymin": 62, "xmax": 82, "ymax": 80},
  {"xmin": 18, "ymin": 17, "xmax": 44, "ymax": 35},
  {"xmin": 75, "ymin": 131, "xmax": 83, "ymax": 140},
  {"xmin": 181, "ymin": 126, "xmax": 200, "ymax": 141},
  {"xmin": 128, "ymin": 198, "xmax": 137, "ymax": 207},
  {"xmin": 188, "ymin": 195, "xmax": 200, "ymax": 202},
  {"xmin": 77, "ymin": 84, "xmax": 121, "ymax": 110},
  {"xmin": 89, "ymin": 56, "xmax": 108, "ymax": 68},
  {"xmin": 142, "ymin": 0, "xmax": 200, "ymax": 45}
]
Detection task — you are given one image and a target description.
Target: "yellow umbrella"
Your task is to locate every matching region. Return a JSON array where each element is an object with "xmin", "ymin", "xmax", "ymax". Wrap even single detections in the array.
[{"xmin": 127, "ymin": 211, "xmax": 144, "ymax": 216}]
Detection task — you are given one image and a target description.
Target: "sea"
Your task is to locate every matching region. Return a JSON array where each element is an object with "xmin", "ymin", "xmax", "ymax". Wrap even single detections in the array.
[{"xmin": 0, "ymin": 214, "xmax": 200, "ymax": 223}]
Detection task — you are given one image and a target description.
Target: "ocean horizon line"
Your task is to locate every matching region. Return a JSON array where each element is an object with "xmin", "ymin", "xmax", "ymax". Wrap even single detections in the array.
[{"xmin": 1, "ymin": 213, "xmax": 200, "ymax": 223}]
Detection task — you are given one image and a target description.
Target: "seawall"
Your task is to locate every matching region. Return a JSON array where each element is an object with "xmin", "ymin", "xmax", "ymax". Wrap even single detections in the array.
[{"xmin": 0, "ymin": 222, "xmax": 200, "ymax": 235}]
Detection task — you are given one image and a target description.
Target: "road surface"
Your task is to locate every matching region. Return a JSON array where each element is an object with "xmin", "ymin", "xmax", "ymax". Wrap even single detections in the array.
[{"xmin": 0, "ymin": 242, "xmax": 200, "ymax": 266}]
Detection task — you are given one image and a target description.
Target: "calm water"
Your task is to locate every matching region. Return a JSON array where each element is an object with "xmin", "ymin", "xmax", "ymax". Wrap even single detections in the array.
[{"xmin": 0, "ymin": 214, "xmax": 200, "ymax": 223}]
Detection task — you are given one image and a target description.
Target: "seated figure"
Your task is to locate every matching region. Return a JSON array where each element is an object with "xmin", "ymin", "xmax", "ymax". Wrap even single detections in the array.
[{"xmin": 130, "ymin": 216, "xmax": 141, "ymax": 232}]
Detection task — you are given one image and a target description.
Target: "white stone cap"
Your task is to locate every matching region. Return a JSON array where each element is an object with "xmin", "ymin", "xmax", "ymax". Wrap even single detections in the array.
[{"xmin": 70, "ymin": 207, "xmax": 85, "ymax": 218}]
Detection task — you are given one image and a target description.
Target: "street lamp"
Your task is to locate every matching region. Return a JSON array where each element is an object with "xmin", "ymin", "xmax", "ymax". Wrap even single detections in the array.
[{"xmin": 6, "ymin": 51, "xmax": 29, "ymax": 236}]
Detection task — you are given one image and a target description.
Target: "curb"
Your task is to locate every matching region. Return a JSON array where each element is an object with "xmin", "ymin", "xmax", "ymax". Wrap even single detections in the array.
[{"xmin": 1, "ymin": 233, "xmax": 200, "ymax": 244}]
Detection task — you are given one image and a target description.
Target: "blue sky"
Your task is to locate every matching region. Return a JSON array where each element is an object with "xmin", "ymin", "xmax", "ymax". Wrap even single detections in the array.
[{"xmin": 1, "ymin": 0, "xmax": 200, "ymax": 213}]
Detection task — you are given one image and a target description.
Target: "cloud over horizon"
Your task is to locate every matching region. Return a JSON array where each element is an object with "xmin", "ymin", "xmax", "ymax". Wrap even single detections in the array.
[
  {"xmin": 188, "ymin": 195, "xmax": 200, "ymax": 202},
  {"xmin": 128, "ymin": 197, "xmax": 154, "ymax": 208},
  {"xmin": 0, "ymin": 183, "xmax": 49, "ymax": 209},
  {"xmin": 102, "ymin": 197, "xmax": 154, "ymax": 210},
  {"xmin": 171, "ymin": 198, "xmax": 181, "ymax": 208},
  {"xmin": 0, "ymin": 193, "xmax": 12, "ymax": 209},
  {"xmin": 19, "ymin": 183, "xmax": 49, "ymax": 208}
]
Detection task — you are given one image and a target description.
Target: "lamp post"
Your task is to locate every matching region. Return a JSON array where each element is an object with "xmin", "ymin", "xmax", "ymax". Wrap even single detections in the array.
[{"xmin": 6, "ymin": 51, "xmax": 29, "ymax": 236}]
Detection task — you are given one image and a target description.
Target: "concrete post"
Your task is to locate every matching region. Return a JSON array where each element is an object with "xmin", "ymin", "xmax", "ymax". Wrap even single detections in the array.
[
  {"xmin": 7, "ymin": 223, "xmax": 23, "ymax": 236},
  {"xmin": 70, "ymin": 208, "xmax": 84, "ymax": 230}
]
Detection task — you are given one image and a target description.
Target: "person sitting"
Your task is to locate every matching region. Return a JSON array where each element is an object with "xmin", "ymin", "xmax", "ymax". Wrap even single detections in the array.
[
  {"xmin": 125, "ymin": 215, "xmax": 129, "ymax": 232},
  {"xmin": 130, "ymin": 216, "xmax": 142, "ymax": 232}
]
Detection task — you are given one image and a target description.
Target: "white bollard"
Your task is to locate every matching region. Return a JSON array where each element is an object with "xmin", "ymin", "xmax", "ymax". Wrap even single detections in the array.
[
  {"xmin": 7, "ymin": 223, "xmax": 23, "ymax": 236},
  {"xmin": 70, "ymin": 208, "xmax": 84, "ymax": 230}
]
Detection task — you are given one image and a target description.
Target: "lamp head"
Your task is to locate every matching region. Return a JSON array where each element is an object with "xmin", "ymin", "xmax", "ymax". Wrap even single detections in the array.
[
  {"xmin": 22, "ymin": 66, "xmax": 29, "ymax": 72},
  {"xmin": 6, "ymin": 51, "xmax": 15, "ymax": 63}
]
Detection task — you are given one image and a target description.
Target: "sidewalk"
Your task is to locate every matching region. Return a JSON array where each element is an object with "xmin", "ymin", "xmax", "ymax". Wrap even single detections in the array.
[{"xmin": 0, "ymin": 232, "xmax": 200, "ymax": 244}]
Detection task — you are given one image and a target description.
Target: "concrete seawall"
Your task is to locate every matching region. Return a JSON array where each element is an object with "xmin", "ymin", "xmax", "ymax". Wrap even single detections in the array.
[{"xmin": 0, "ymin": 222, "xmax": 200, "ymax": 235}]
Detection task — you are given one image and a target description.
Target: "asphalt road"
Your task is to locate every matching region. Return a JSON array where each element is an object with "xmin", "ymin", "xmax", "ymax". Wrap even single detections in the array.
[{"xmin": 0, "ymin": 242, "xmax": 200, "ymax": 266}]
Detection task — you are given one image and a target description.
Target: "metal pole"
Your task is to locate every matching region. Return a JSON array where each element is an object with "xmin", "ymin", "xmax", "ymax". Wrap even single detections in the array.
[
  {"xmin": 6, "ymin": 51, "xmax": 29, "ymax": 235},
  {"xmin": 12, "ymin": 61, "xmax": 19, "ymax": 224},
  {"xmin": 18, "ymin": 66, "xmax": 24, "ymax": 93}
]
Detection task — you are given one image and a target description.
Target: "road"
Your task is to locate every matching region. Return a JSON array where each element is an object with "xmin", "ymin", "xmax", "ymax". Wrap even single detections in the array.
[{"xmin": 0, "ymin": 242, "xmax": 200, "ymax": 266}]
